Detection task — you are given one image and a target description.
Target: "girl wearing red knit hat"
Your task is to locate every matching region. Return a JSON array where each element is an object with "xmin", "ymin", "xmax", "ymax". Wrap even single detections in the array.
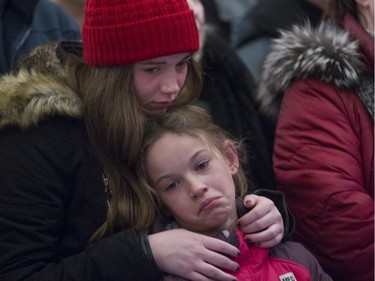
[{"xmin": 0, "ymin": 0, "xmax": 291, "ymax": 280}]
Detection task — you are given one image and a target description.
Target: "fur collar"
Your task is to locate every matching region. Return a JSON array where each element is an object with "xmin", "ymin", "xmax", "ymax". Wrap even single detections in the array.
[
  {"xmin": 0, "ymin": 42, "xmax": 83, "ymax": 130},
  {"xmin": 256, "ymin": 20, "xmax": 368, "ymax": 121}
]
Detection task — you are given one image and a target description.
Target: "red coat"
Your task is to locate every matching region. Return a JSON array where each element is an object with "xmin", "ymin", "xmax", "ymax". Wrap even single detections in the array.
[{"xmin": 260, "ymin": 15, "xmax": 374, "ymax": 281}]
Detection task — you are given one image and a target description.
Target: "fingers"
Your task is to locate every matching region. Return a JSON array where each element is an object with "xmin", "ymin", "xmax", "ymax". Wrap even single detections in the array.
[
  {"xmin": 178, "ymin": 236, "xmax": 239, "ymax": 280},
  {"xmin": 238, "ymin": 195, "xmax": 276, "ymax": 228},
  {"xmin": 149, "ymin": 229, "xmax": 239, "ymax": 281},
  {"xmin": 244, "ymin": 224, "xmax": 284, "ymax": 247},
  {"xmin": 201, "ymin": 235, "xmax": 240, "ymax": 270},
  {"xmin": 203, "ymin": 235, "xmax": 240, "ymax": 258},
  {"xmin": 238, "ymin": 194, "xmax": 284, "ymax": 248},
  {"xmin": 163, "ymin": 246, "xmax": 239, "ymax": 281},
  {"xmin": 240, "ymin": 207, "xmax": 281, "ymax": 233},
  {"xmin": 181, "ymin": 236, "xmax": 240, "ymax": 280}
]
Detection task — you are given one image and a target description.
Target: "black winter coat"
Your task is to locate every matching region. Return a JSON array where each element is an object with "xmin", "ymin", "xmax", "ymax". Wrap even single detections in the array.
[{"xmin": 0, "ymin": 42, "xmax": 162, "ymax": 281}]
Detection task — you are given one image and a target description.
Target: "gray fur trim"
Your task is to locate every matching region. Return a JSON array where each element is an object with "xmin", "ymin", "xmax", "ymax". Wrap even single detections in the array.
[{"xmin": 257, "ymin": 20, "xmax": 366, "ymax": 120}]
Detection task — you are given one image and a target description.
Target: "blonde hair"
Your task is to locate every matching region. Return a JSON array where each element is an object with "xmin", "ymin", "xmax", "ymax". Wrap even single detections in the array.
[
  {"xmin": 65, "ymin": 54, "xmax": 202, "ymax": 239},
  {"xmin": 137, "ymin": 105, "xmax": 249, "ymax": 213}
]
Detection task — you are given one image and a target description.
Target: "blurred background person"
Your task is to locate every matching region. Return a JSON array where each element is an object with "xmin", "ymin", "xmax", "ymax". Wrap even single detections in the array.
[
  {"xmin": 201, "ymin": 0, "xmax": 327, "ymax": 159},
  {"xmin": 257, "ymin": 0, "xmax": 374, "ymax": 280},
  {"xmin": 50, "ymin": 0, "xmax": 84, "ymax": 28},
  {"xmin": 0, "ymin": 0, "xmax": 81, "ymax": 74},
  {"xmin": 201, "ymin": 0, "xmax": 326, "ymax": 81},
  {"xmin": 188, "ymin": 0, "xmax": 277, "ymax": 190}
]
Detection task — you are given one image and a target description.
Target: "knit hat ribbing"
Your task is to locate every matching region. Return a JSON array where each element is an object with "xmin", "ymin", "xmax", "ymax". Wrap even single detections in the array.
[{"xmin": 82, "ymin": 0, "xmax": 199, "ymax": 66}]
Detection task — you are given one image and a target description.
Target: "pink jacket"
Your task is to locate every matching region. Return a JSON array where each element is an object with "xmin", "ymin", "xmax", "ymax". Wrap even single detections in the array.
[{"xmin": 226, "ymin": 229, "xmax": 312, "ymax": 281}]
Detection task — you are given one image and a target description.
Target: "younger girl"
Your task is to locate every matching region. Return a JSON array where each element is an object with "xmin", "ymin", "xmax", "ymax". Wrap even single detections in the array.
[{"xmin": 137, "ymin": 105, "xmax": 333, "ymax": 281}]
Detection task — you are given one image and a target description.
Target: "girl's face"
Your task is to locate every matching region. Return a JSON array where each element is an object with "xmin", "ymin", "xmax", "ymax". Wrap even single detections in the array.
[
  {"xmin": 145, "ymin": 132, "xmax": 239, "ymax": 235},
  {"xmin": 133, "ymin": 52, "xmax": 192, "ymax": 113}
]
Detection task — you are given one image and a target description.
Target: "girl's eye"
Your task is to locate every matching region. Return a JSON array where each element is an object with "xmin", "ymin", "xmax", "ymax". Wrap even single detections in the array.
[
  {"xmin": 196, "ymin": 160, "xmax": 209, "ymax": 171},
  {"xmin": 144, "ymin": 67, "xmax": 160, "ymax": 73},
  {"xmin": 166, "ymin": 180, "xmax": 179, "ymax": 191},
  {"xmin": 176, "ymin": 60, "xmax": 190, "ymax": 68}
]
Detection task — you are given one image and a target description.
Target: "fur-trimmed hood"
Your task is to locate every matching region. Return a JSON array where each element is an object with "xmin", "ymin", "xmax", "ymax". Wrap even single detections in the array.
[
  {"xmin": 256, "ymin": 19, "xmax": 372, "ymax": 120},
  {"xmin": 0, "ymin": 41, "xmax": 83, "ymax": 130}
]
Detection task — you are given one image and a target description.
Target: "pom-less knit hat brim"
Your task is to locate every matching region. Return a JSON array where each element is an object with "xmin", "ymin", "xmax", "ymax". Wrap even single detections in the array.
[{"xmin": 83, "ymin": 0, "xmax": 199, "ymax": 66}]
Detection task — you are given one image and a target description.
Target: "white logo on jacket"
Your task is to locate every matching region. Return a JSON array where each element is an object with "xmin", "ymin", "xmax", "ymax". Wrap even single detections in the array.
[{"xmin": 279, "ymin": 272, "xmax": 297, "ymax": 281}]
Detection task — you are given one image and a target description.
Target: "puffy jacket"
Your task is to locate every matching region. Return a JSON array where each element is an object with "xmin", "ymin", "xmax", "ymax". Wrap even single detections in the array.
[
  {"xmin": 222, "ymin": 229, "xmax": 333, "ymax": 281},
  {"xmin": 257, "ymin": 14, "xmax": 374, "ymax": 281},
  {"xmin": 0, "ymin": 41, "xmax": 162, "ymax": 281}
]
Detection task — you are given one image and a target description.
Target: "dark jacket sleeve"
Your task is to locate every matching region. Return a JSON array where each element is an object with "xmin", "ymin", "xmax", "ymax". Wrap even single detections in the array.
[
  {"xmin": 0, "ymin": 117, "xmax": 162, "ymax": 281},
  {"xmin": 61, "ymin": 229, "xmax": 162, "ymax": 280},
  {"xmin": 252, "ymin": 189, "xmax": 295, "ymax": 240}
]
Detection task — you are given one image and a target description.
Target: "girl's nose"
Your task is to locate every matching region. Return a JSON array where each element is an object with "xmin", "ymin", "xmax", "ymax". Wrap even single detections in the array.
[
  {"xmin": 160, "ymin": 71, "xmax": 180, "ymax": 96},
  {"xmin": 189, "ymin": 181, "xmax": 208, "ymax": 199}
]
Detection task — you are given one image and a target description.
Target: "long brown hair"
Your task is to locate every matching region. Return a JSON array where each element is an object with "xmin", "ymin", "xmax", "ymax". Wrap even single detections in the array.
[
  {"xmin": 137, "ymin": 104, "xmax": 249, "ymax": 213},
  {"xmin": 66, "ymin": 53, "xmax": 202, "ymax": 239}
]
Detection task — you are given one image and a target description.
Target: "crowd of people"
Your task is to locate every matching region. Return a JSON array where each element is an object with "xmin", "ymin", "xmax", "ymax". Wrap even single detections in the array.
[{"xmin": 0, "ymin": 0, "xmax": 373, "ymax": 281}]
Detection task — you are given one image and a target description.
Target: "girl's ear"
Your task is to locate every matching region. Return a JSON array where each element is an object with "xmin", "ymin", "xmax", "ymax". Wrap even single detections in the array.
[{"xmin": 223, "ymin": 140, "xmax": 239, "ymax": 175}]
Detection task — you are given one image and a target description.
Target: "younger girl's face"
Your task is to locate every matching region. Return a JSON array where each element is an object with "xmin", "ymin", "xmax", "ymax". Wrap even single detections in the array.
[
  {"xmin": 133, "ymin": 52, "xmax": 192, "ymax": 113},
  {"xmin": 145, "ymin": 132, "xmax": 239, "ymax": 235}
]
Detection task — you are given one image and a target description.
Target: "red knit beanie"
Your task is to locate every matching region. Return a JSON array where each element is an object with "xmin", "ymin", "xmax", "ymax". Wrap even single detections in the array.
[{"xmin": 82, "ymin": 0, "xmax": 199, "ymax": 66}]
